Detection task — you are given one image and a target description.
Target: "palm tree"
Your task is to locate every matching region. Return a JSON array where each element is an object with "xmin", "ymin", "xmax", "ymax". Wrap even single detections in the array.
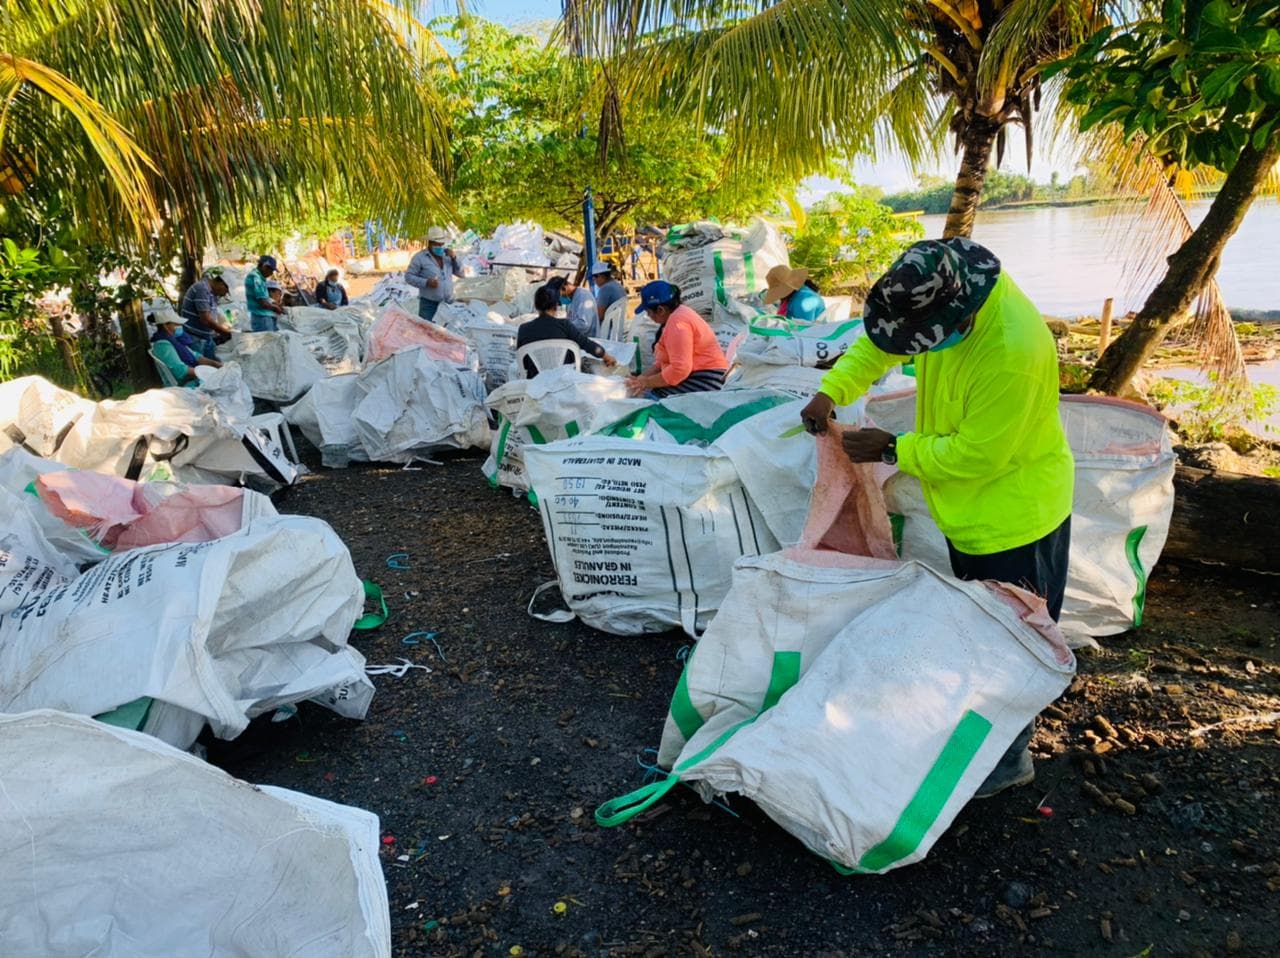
[
  {"xmin": 566, "ymin": 0, "xmax": 1107, "ymax": 238},
  {"xmin": 0, "ymin": 0, "xmax": 454, "ymax": 261}
]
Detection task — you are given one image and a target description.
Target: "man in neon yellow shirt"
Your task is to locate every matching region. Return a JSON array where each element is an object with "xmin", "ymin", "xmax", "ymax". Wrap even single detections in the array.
[{"xmin": 801, "ymin": 237, "xmax": 1074, "ymax": 798}]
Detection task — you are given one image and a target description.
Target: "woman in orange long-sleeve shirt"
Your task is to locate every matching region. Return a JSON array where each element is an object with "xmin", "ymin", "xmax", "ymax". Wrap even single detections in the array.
[{"xmin": 625, "ymin": 281, "xmax": 728, "ymax": 398}]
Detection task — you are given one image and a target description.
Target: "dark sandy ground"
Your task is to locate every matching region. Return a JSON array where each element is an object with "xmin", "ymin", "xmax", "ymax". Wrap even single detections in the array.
[{"xmin": 208, "ymin": 453, "xmax": 1279, "ymax": 958}]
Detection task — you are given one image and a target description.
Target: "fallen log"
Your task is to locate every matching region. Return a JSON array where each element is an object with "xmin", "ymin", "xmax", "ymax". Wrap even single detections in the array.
[{"xmin": 1164, "ymin": 465, "xmax": 1280, "ymax": 574}]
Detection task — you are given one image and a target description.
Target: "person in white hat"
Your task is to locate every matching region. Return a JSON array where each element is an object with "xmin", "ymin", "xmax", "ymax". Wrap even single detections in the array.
[
  {"xmin": 590, "ymin": 260, "xmax": 627, "ymax": 329},
  {"xmin": 146, "ymin": 297, "xmax": 221, "ymax": 387},
  {"xmin": 405, "ymin": 226, "xmax": 463, "ymax": 323}
]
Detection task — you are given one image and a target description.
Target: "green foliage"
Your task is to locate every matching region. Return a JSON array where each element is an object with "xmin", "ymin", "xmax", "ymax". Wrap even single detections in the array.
[
  {"xmin": 880, "ymin": 168, "xmax": 1116, "ymax": 214},
  {"xmin": 435, "ymin": 16, "xmax": 800, "ymax": 236},
  {"xmin": 222, "ymin": 203, "xmax": 362, "ymax": 258},
  {"xmin": 1052, "ymin": 0, "xmax": 1280, "ymax": 171},
  {"xmin": 788, "ymin": 191, "xmax": 922, "ymax": 294},
  {"xmin": 1146, "ymin": 375, "xmax": 1279, "ymax": 443},
  {"xmin": 0, "ymin": 239, "xmax": 74, "ymax": 377}
]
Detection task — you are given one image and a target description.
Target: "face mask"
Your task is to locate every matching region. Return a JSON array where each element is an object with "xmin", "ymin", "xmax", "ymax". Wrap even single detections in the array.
[
  {"xmin": 560, "ymin": 295, "xmax": 571, "ymax": 306},
  {"xmin": 430, "ymin": 246, "xmax": 446, "ymax": 256},
  {"xmin": 928, "ymin": 325, "xmax": 971, "ymax": 352}
]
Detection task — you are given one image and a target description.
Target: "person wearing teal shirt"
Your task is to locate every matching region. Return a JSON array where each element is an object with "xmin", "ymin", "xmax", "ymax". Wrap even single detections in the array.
[
  {"xmin": 245, "ymin": 255, "xmax": 284, "ymax": 332},
  {"xmin": 800, "ymin": 238, "xmax": 1074, "ymax": 800},
  {"xmin": 763, "ymin": 265, "xmax": 826, "ymax": 325}
]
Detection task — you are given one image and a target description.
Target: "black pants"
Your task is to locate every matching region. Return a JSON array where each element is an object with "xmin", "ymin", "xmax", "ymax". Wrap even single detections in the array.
[
  {"xmin": 947, "ymin": 516, "xmax": 1072, "ymax": 785},
  {"xmin": 946, "ymin": 516, "xmax": 1071, "ymax": 623}
]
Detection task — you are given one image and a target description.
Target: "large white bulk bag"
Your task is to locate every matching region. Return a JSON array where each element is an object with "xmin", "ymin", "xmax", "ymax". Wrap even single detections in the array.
[
  {"xmin": 599, "ymin": 432, "xmax": 1073, "ymax": 872},
  {"xmin": 661, "ymin": 218, "xmax": 789, "ymax": 316},
  {"xmin": 0, "ymin": 376, "xmax": 95, "ymax": 456},
  {"xmin": 733, "ymin": 316, "xmax": 866, "ymax": 370},
  {"xmin": 0, "ymin": 448, "xmax": 108, "ymax": 567},
  {"xmin": 283, "ymin": 373, "xmax": 370, "ymax": 467},
  {"xmin": 523, "ymin": 391, "xmax": 795, "ymax": 635},
  {"xmin": 223, "ymin": 330, "xmax": 328, "ymax": 402},
  {"xmin": 0, "ymin": 711, "xmax": 390, "ymax": 958},
  {"xmin": 483, "ymin": 366, "xmax": 629, "ymax": 496},
  {"xmin": 465, "ymin": 320, "xmax": 520, "ymax": 390},
  {"xmin": 280, "ymin": 305, "xmax": 368, "ymax": 374},
  {"xmin": 866, "ymin": 390, "xmax": 1176, "ymax": 639},
  {"xmin": 351, "ymin": 347, "xmax": 490, "ymax": 463},
  {"xmin": 604, "ymin": 555, "xmax": 1073, "ymax": 873},
  {"xmin": 0, "ymin": 514, "xmax": 374, "ymax": 748}
]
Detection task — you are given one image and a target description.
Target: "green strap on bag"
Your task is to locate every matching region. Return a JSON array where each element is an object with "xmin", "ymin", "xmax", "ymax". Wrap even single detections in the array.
[{"xmin": 353, "ymin": 580, "xmax": 388, "ymax": 630}]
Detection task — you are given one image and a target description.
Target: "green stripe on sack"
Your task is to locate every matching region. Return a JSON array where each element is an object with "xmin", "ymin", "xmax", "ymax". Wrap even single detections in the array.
[
  {"xmin": 1125, "ymin": 525, "xmax": 1149, "ymax": 627},
  {"xmin": 489, "ymin": 417, "xmax": 512, "ymax": 488},
  {"xmin": 853, "ymin": 709, "xmax": 992, "ymax": 873},
  {"xmin": 526, "ymin": 424, "xmax": 548, "ymax": 445},
  {"xmin": 669, "ymin": 661, "xmax": 703, "ymax": 741},
  {"xmin": 353, "ymin": 580, "xmax": 388, "ymax": 630},
  {"xmin": 713, "ymin": 250, "xmax": 727, "ymax": 306},
  {"xmin": 603, "ymin": 651, "xmax": 802, "ymax": 829},
  {"xmin": 743, "ymin": 250, "xmax": 756, "ymax": 293},
  {"xmin": 761, "ymin": 652, "xmax": 801, "ymax": 710},
  {"xmin": 565, "ymin": 420, "xmax": 580, "ymax": 438},
  {"xmin": 598, "ymin": 395, "xmax": 791, "ymax": 445},
  {"xmin": 889, "ymin": 514, "xmax": 904, "ymax": 558}
]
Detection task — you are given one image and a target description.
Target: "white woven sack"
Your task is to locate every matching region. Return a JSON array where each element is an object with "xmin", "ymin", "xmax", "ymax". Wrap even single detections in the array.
[
  {"xmin": 867, "ymin": 390, "xmax": 1176, "ymax": 639},
  {"xmin": 610, "ymin": 555, "xmax": 1072, "ymax": 873},
  {"xmin": 283, "ymin": 373, "xmax": 370, "ymax": 467},
  {"xmin": 0, "ymin": 515, "xmax": 373, "ymax": 748},
  {"xmin": 352, "ymin": 347, "xmax": 490, "ymax": 463},
  {"xmin": 661, "ymin": 218, "xmax": 789, "ymax": 316},
  {"xmin": 522, "ymin": 392, "xmax": 795, "ymax": 635},
  {"xmin": 0, "ymin": 711, "xmax": 390, "ymax": 958},
  {"xmin": 482, "ymin": 366, "xmax": 628, "ymax": 495}
]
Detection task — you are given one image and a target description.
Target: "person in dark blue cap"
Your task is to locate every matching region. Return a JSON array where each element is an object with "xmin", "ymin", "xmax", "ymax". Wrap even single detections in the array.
[
  {"xmin": 245, "ymin": 255, "xmax": 284, "ymax": 332},
  {"xmin": 626, "ymin": 280, "xmax": 728, "ymax": 398}
]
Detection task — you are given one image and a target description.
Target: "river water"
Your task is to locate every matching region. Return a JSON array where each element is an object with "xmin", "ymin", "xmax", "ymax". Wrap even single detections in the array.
[{"xmin": 919, "ymin": 197, "xmax": 1279, "ymax": 316}]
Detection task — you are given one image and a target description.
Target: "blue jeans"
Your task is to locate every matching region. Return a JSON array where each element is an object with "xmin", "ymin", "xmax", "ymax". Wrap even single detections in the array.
[
  {"xmin": 183, "ymin": 325, "xmax": 219, "ymax": 358},
  {"xmin": 250, "ymin": 313, "xmax": 278, "ymax": 332},
  {"xmin": 418, "ymin": 298, "xmax": 441, "ymax": 323}
]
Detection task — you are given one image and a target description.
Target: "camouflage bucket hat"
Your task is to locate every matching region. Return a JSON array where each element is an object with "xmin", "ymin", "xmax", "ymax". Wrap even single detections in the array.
[{"xmin": 863, "ymin": 238, "xmax": 1001, "ymax": 355}]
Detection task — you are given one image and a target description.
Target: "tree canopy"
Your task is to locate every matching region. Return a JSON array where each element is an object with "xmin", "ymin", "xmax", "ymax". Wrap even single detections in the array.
[{"xmin": 436, "ymin": 16, "xmax": 805, "ymax": 238}]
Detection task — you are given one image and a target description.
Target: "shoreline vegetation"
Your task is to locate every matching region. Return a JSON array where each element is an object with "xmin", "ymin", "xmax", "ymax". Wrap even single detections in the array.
[{"xmin": 878, "ymin": 168, "xmax": 1224, "ymax": 216}]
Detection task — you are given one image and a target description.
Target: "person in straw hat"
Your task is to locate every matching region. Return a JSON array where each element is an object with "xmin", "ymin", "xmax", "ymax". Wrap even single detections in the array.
[
  {"xmin": 800, "ymin": 237, "xmax": 1074, "ymax": 799},
  {"xmin": 405, "ymin": 226, "xmax": 463, "ymax": 323},
  {"xmin": 762, "ymin": 264, "xmax": 826, "ymax": 325}
]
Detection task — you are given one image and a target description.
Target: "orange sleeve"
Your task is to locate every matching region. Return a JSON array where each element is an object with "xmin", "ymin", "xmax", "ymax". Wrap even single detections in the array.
[{"xmin": 658, "ymin": 318, "xmax": 695, "ymax": 385}]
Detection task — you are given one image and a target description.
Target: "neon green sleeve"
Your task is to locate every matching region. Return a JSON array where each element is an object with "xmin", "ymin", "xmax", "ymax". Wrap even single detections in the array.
[
  {"xmin": 817, "ymin": 336, "xmax": 899, "ymax": 406},
  {"xmin": 895, "ymin": 370, "xmax": 1045, "ymax": 481}
]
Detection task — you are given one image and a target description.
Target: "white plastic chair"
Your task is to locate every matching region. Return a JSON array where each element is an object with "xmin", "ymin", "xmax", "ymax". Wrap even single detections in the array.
[
  {"xmin": 599, "ymin": 297, "xmax": 631, "ymax": 343},
  {"xmin": 148, "ymin": 349, "xmax": 181, "ymax": 387},
  {"xmin": 515, "ymin": 339, "xmax": 582, "ymax": 379}
]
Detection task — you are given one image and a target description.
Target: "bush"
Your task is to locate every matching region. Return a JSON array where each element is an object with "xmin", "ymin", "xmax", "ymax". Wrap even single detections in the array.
[{"xmin": 789, "ymin": 192, "xmax": 923, "ymax": 296}]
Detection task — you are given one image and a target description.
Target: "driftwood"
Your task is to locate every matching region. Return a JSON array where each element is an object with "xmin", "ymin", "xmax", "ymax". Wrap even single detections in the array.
[{"xmin": 1165, "ymin": 465, "xmax": 1280, "ymax": 574}]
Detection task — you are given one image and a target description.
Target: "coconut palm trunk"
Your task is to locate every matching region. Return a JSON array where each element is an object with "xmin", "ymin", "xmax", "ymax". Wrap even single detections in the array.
[
  {"xmin": 1088, "ymin": 126, "xmax": 1280, "ymax": 395},
  {"xmin": 943, "ymin": 117, "xmax": 1002, "ymax": 239}
]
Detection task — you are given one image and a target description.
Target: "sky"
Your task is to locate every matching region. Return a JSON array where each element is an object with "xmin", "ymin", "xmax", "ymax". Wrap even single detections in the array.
[{"xmin": 453, "ymin": 2, "xmax": 1081, "ymax": 198}]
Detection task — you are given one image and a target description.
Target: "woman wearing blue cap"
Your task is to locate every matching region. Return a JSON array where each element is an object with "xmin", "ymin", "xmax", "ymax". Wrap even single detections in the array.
[{"xmin": 626, "ymin": 281, "xmax": 728, "ymax": 398}]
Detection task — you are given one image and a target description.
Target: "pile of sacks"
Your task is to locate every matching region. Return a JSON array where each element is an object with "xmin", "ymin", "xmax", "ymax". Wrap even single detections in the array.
[
  {"xmin": 0, "ymin": 446, "xmax": 373, "ymax": 749},
  {"xmin": 520, "ymin": 387, "xmax": 1176, "ymax": 644},
  {"xmin": 660, "ymin": 218, "xmax": 791, "ymax": 317},
  {"xmin": 0, "ymin": 375, "xmax": 300, "ymax": 490},
  {"xmin": 0, "ymin": 447, "xmax": 391, "ymax": 952}
]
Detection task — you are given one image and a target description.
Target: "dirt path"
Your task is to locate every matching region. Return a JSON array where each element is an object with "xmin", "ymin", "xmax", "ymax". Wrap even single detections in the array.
[{"xmin": 207, "ymin": 455, "xmax": 1279, "ymax": 958}]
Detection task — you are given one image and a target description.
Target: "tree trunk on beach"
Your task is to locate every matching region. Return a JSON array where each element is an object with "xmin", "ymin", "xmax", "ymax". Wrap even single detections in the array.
[
  {"xmin": 943, "ymin": 117, "xmax": 1001, "ymax": 239},
  {"xmin": 1089, "ymin": 127, "xmax": 1280, "ymax": 395}
]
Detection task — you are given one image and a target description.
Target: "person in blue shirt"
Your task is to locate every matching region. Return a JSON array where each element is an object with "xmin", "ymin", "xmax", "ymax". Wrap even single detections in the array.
[
  {"xmin": 246, "ymin": 255, "xmax": 284, "ymax": 331},
  {"xmin": 763, "ymin": 265, "xmax": 826, "ymax": 325},
  {"xmin": 146, "ymin": 299, "xmax": 221, "ymax": 387}
]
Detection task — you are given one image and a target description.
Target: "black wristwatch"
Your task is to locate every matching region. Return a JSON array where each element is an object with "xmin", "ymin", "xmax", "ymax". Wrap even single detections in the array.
[{"xmin": 881, "ymin": 437, "xmax": 898, "ymax": 465}]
